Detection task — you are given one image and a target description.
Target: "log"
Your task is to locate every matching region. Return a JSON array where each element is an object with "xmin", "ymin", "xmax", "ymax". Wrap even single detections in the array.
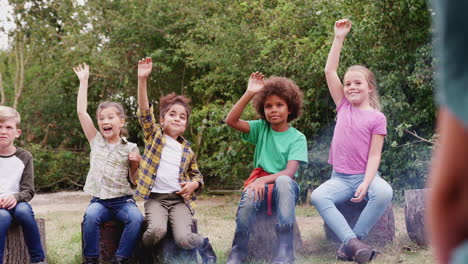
[
  {"xmin": 3, "ymin": 218, "xmax": 47, "ymax": 264},
  {"xmin": 246, "ymin": 213, "xmax": 302, "ymax": 262},
  {"xmin": 404, "ymin": 189, "xmax": 429, "ymax": 247},
  {"xmin": 135, "ymin": 219, "xmax": 198, "ymax": 264},
  {"xmin": 324, "ymin": 201, "xmax": 395, "ymax": 246},
  {"xmin": 81, "ymin": 220, "xmax": 124, "ymax": 263},
  {"xmin": 82, "ymin": 220, "xmax": 198, "ymax": 264}
]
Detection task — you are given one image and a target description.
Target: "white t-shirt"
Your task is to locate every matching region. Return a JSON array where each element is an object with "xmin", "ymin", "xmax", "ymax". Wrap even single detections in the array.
[{"xmin": 152, "ymin": 135, "xmax": 183, "ymax": 193}]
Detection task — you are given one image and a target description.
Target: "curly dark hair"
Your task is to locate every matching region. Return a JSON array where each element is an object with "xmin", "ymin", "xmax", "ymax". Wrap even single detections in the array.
[
  {"xmin": 159, "ymin": 92, "xmax": 192, "ymax": 121},
  {"xmin": 253, "ymin": 76, "xmax": 303, "ymax": 123}
]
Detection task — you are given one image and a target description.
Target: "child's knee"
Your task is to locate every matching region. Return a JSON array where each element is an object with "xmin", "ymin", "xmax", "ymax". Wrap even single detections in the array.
[
  {"xmin": 143, "ymin": 226, "xmax": 167, "ymax": 246},
  {"xmin": 0, "ymin": 209, "xmax": 12, "ymax": 223},
  {"xmin": 13, "ymin": 202, "xmax": 34, "ymax": 220},
  {"xmin": 274, "ymin": 175, "xmax": 296, "ymax": 195},
  {"xmin": 175, "ymin": 233, "xmax": 203, "ymax": 250},
  {"xmin": 371, "ymin": 184, "xmax": 393, "ymax": 205}
]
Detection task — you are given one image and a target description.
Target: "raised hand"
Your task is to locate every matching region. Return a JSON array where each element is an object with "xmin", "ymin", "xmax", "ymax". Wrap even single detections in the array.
[
  {"xmin": 138, "ymin": 57, "xmax": 153, "ymax": 78},
  {"xmin": 334, "ymin": 19, "xmax": 352, "ymax": 39},
  {"xmin": 246, "ymin": 71, "xmax": 264, "ymax": 94},
  {"xmin": 73, "ymin": 63, "xmax": 89, "ymax": 82}
]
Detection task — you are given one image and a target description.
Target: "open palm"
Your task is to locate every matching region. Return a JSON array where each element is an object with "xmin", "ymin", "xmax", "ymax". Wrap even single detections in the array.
[
  {"xmin": 247, "ymin": 72, "xmax": 264, "ymax": 93},
  {"xmin": 138, "ymin": 57, "xmax": 153, "ymax": 78},
  {"xmin": 73, "ymin": 63, "xmax": 89, "ymax": 81}
]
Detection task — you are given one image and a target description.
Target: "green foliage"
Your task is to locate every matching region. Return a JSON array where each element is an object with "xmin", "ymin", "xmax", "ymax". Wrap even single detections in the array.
[
  {"xmin": 28, "ymin": 144, "xmax": 89, "ymax": 192},
  {"xmin": 1, "ymin": 0, "xmax": 435, "ymax": 197}
]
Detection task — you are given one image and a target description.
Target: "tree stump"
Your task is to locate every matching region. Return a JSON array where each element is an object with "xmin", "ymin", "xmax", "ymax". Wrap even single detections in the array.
[
  {"xmin": 324, "ymin": 201, "xmax": 395, "ymax": 246},
  {"xmin": 245, "ymin": 213, "xmax": 302, "ymax": 262},
  {"xmin": 82, "ymin": 220, "xmax": 198, "ymax": 264},
  {"xmin": 3, "ymin": 218, "xmax": 47, "ymax": 264},
  {"xmin": 135, "ymin": 219, "xmax": 198, "ymax": 264},
  {"xmin": 404, "ymin": 189, "xmax": 429, "ymax": 247}
]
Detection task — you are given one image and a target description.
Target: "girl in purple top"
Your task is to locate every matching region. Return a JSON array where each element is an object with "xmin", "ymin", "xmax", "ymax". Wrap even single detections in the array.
[{"xmin": 310, "ymin": 19, "xmax": 393, "ymax": 264}]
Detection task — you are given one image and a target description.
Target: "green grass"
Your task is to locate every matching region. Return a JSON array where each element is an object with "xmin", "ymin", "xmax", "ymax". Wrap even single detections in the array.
[{"xmin": 33, "ymin": 193, "xmax": 434, "ymax": 264}]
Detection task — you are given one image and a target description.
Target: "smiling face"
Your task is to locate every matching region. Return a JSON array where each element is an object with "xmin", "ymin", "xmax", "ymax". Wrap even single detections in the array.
[
  {"xmin": 264, "ymin": 95, "xmax": 290, "ymax": 131},
  {"xmin": 160, "ymin": 104, "xmax": 188, "ymax": 139},
  {"xmin": 97, "ymin": 106, "xmax": 125, "ymax": 144},
  {"xmin": 0, "ymin": 118, "xmax": 21, "ymax": 152},
  {"xmin": 343, "ymin": 70, "xmax": 372, "ymax": 109}
]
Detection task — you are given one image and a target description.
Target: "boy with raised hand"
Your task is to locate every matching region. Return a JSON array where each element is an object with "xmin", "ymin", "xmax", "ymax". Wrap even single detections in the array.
[{"xmin": 225, "ymin": 72, "xmax": 308, "ymax": 264}]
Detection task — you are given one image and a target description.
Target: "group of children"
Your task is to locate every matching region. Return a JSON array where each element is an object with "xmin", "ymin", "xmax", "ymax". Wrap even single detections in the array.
[{"xmin": 0, "ymin": 19, "xmax": 394, "ymax": 264}]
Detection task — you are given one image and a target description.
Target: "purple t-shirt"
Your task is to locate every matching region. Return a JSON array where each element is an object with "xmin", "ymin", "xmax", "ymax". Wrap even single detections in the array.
[{"xmin": 328, "ymin": 98, "xmax": 387, "ymax": 174}]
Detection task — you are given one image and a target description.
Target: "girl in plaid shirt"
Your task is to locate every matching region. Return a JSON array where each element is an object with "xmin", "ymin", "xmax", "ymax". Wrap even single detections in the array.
[
  {"xmin": 135, "ymin": 57, "xmax": 216, "ymax": 264},
  {"xmin": 74, "ymin": 63, "xmax": 144, "ymax": 264}
]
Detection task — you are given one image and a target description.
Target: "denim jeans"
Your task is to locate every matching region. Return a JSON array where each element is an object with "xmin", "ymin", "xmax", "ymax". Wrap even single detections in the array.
[
  {"xmin": 235, "ymin": 175, "xmax": 299, "ymax": 232},
  {"xmin": 310, "ymin": 170, "xmax": 393, "ymax": 245},
  {"xmin": 82, "ymin": 195, "xmax": 144, "ymax": 258},
  {"xmin": 0, "ymin": 202, "xmax": 45, "ymax": 263}
]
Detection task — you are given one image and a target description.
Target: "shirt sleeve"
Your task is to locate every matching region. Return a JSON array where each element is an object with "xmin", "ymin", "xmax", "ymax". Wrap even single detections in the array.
[
  {"xmin": 137, "ymin": 104, "xmax": 159, "ymax": 141},
  {"xmin": 188, "ymin": 154, "xmax": 204, "ymax": 194},
  {"xmin": 13, "ymin": 150, "xmax": 35, "ymax": 203},
  {"xmin": 288, "ymin": 133, "xmax": 308, "ymax": 165},
  {"xmin": 241, "ymin": 120, "xmax": 263, "ymax": 145},
  {"xmin": 373, "ymin": 113, "xmax": 387, "ymax": 136}
]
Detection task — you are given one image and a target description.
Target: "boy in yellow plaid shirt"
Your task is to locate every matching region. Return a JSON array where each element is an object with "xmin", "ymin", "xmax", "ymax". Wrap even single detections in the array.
[{"xmin": 135, "ymin": 57, "xmax": 216, "ymax": 264}]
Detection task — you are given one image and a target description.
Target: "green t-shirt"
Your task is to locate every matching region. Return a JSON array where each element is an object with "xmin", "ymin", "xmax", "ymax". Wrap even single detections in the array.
[
  {"xmin": 242, "ymin": 119, "xmax": 308, "ymax": 177},
  {"xmin": 434, "ymin": 0, "xmax": 468, "ymax": 127}
]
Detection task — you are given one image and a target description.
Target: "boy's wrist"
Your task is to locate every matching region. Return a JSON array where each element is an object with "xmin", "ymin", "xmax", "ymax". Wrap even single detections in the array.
[
  {"xmin": 244, "ymin": 90, "xmax": 257, "ymax": 97},
  {"xmin": 138, "ymin": 76, "xmax": 148, "ymax": 81}
]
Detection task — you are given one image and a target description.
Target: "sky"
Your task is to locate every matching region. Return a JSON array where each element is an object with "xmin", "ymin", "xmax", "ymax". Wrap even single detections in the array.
[{"xmin": 0, "ymin": 0, "xmax": 14, "ymax": 50}]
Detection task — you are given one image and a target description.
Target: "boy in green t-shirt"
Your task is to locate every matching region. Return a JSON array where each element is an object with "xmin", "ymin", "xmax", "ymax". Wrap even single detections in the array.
[{"xmin": 225, "ymin": 72, "xmax": 308, "ymax": 264}]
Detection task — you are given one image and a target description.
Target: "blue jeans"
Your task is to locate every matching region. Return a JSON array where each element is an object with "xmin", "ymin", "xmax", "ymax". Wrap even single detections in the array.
[
  {"xmin": 82, "ymin": 195, "xmax": 144, "ymax": 258},
  {"xmin": 0, "ymin": 202, "xmax": 45, "ymax": 263},
  {"xmin": 310, "ymin": 170, "xmax": 393, "ymax": 245},
  {"xmin": 235, "ymin": 175, "xmax": 299, "ymax": 232}
]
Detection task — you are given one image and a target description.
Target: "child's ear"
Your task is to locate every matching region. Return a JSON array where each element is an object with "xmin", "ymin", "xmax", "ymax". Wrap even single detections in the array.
[
  {"xmin": 120, "ymin": 118, "xmax": 126, "ymax": 128},
  {"xmin": 15, "ymin": 129, "xmax": 22, "ymax": 139},
  {"xmin": 159, "ymin": 117, "xmax": 165, "ymax": 126}
]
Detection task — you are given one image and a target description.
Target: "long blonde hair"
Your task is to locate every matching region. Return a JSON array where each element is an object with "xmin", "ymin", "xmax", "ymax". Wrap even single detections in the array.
[{"xmin": 344, "ymin": 65, "xmax": 380, "ymax": 110}]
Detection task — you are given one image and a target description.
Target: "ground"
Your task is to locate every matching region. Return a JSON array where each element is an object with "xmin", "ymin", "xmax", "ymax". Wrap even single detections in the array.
[{"xmin": 29, "ymin": 191, "xmax": 434, "ymax": 264}]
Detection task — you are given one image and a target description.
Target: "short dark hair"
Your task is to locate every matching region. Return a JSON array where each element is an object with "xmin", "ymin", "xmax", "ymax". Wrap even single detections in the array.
[
  {"xmin": 159, "ymin": 92, "xmax": 192, "ymax": 121},
  {"xmin": 253, "ymin": 76, "xmax": 303, "ymax": 122}
]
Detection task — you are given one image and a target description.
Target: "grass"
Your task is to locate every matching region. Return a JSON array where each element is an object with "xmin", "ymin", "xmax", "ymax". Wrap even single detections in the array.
[{"xmin": 32, "ymin": 192, "xmax": 434, "ymax": 264}]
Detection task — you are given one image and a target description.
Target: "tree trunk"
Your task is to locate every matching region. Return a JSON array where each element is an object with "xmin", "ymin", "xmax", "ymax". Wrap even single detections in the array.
[
  {"xmin": 246, "ymin": 213, "xmax": 302, "ymax": 262},
  {"xmin": 324, "ymin": 201, "xmax": 395, "ymax": 246},
  {"xmin": 3, "ymin": 218, "xmax": 47, "ymax": 264},
  {"xmin": 0, "ymin": 72, "xmax": 5, "ymax": 105},
  {"xmin": 404, "ymin": 188, "xmax": 429, "ymax": 247},
  {"xmin": 83, "ymin": 220, "xmax": 198, "ymax": 264},
  {"xmin": 13, "ymin": 33, "xmax": 26, "ymax": 109}
]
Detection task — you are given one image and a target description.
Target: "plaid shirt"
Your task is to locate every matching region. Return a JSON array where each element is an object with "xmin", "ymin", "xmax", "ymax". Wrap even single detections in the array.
[
  {"xmin": 84, "ymin": 133, "xmax": 139, "ymax": 199},
  {"xmin": 135, "ymin": 105, "xmax": 203, "ymax": 214}
]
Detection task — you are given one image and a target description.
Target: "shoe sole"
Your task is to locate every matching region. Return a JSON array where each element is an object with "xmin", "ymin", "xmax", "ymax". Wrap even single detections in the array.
[{"xmin": 354, "ymin": 248, "xmax": 373, "ymax": 264}]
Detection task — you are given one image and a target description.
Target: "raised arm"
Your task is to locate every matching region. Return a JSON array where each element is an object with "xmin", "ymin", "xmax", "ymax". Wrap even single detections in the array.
[
  {"xmin": 324, "ymin": 19, "xmax": 352, "ymax": 107},
  {"xmin": 74, "ymin": 63, "xmax": 97, "ymax": 143},
  {"xmin": 137, "ymin": 57, "xmax": 153, "ymax": 110},
  {"xmin": 225, "ymin": 72, "xmax": 264, "ymax": 133}
]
